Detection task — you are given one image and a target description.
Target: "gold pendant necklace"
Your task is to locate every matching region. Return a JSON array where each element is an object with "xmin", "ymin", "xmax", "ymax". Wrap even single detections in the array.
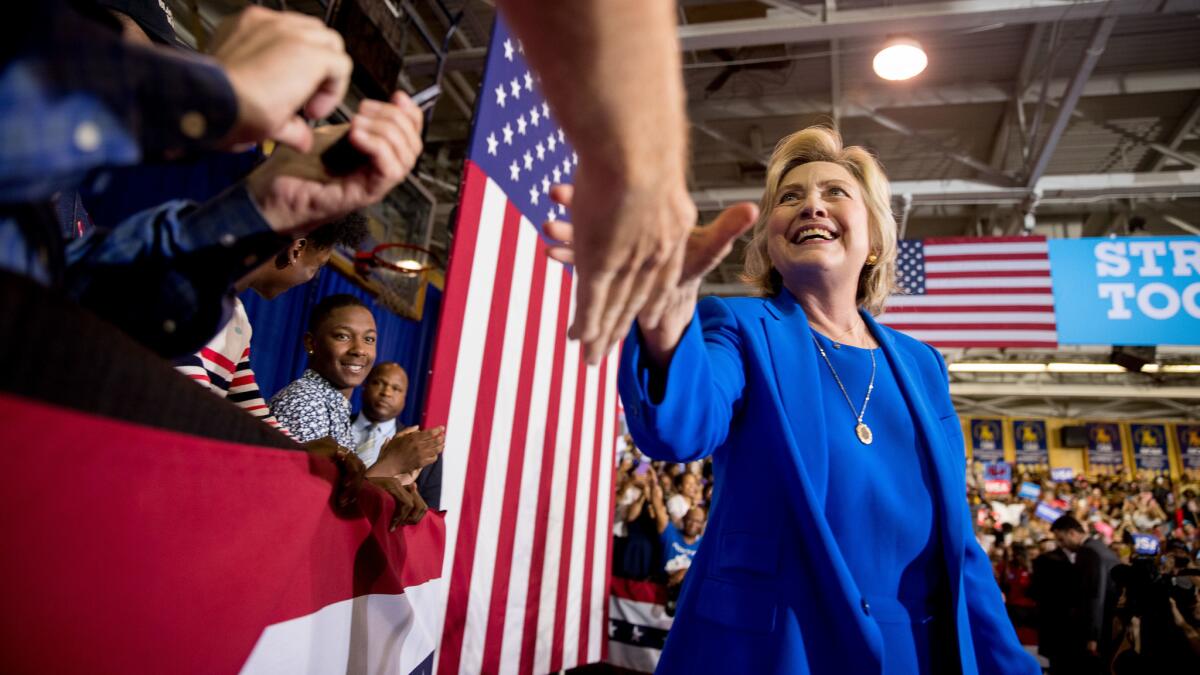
[{"xmin": 812, "ymin": 334, "xmax": 876, "ymax": 445}]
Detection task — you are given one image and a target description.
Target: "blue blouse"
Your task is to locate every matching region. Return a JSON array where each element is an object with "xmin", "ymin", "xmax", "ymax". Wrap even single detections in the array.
[{"xmin": 811, "ymin": 329, "xmax": 945, "ymax": 673}]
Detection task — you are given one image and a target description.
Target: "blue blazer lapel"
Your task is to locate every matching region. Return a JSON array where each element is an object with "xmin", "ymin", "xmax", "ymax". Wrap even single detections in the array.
[
  {"xmin": 758, "ymin": 292, "xmax": 884, "ymax": 667},
  {"xmin": 861, "ymin": 311, "xmax": 966, "ymax": 590},
  {"xmin": 760, "ymin": 291, "xmax": 828, "ymax": 470}
]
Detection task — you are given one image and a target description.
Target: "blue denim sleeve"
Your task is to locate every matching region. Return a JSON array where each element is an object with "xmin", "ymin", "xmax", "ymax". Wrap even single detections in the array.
[
  {"xmin": 64, "ymin": 183, "xmax": 288, "ymax": 358},
  {"xmin": 0, "ymin": 1, "xmax": 237, "ymax": 203}
]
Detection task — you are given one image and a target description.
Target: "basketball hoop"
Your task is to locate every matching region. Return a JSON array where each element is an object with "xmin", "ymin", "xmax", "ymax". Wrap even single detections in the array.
[{"xmin": 354, "ymin": 243, "xmax": 441, "ymax": 320}]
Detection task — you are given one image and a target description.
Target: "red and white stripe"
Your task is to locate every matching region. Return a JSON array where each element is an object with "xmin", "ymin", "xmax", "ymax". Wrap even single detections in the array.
[
  {"xmin": 880, "ymin": 236, "xmax": 1059, "ymax": 348},
  {"xmin": 0, "ymin": 394, "xmax": 446, "ymax": 675},
  {"xmin": 425, "ymin": 162, "xmax": 620, "ymax": 674}
]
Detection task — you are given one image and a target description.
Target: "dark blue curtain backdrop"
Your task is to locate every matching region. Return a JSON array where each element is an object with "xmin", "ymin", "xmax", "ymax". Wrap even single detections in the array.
[{"xmin": 240, "ymin": 269, "xmax": 442, "ymax": 426}]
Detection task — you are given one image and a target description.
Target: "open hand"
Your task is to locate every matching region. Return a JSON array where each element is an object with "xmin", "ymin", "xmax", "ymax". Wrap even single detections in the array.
[
  {"xmin": 544, "ymin": 185, "xmax": 758, "ymax": 366},
  {"xmin": 564, "ymin": 169, "xmax": 696, "ymax": 365}
]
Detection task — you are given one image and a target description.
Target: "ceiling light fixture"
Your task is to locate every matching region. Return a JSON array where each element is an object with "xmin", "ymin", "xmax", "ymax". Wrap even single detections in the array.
[
  {"xmin": 948, "ymin": 362, "xmax": 1200, "ymax": 374},
  {"xmin": 873, "ymin": 37, "xmax": 928, "ymax": 81}
]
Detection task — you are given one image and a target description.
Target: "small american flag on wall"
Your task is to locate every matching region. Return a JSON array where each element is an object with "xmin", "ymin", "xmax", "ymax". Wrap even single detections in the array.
[{"xmin": 879, "ymin": 236, "xmax": 1059, "ymax": 348}]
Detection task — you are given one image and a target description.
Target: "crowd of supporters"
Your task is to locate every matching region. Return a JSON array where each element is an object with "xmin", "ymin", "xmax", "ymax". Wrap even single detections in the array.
[
  {"xmin": 611, "ymin": 442, "xmax": 710, "ymax": 614},
  {"xmin": 973, "ymin": 467, "xmax": 1200, "ymax": 671},
  {"xmin": 611, "ymin": 441, "xmax": 1200, "ymax": 671}
]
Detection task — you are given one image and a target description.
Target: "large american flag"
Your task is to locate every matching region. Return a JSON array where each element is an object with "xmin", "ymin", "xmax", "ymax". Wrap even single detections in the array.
[
  {"xmin": 423, "ymin": 16, "xmax": 618, "ymax": 675},
  {"xmin": 878, "ymin": 236, "xmax": 1059, "ymax": 348}
]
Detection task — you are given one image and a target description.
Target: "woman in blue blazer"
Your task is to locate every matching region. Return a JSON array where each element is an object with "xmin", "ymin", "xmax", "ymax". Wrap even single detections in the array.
[{"xmin": 552, "ymin": 127, "xmax": 1039, "ymax": 674}]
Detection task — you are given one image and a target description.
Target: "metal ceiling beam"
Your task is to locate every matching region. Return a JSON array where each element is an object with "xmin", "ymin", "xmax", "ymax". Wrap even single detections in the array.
[
  {"xmin": 688, "ymin": 69, "xmax": 1200, "ymax": 122},
  {"xmin": 1146, "ymin": 93, "xmax": 1200, "ymax": 172},
  {"xmin": 1162, "ymin": 214, "xmax": 1200, "ymax": 236},
  {"xmin": 1023, "ymin": 17, "xmax": 1116, "ymax": 187},
  {"xmin": 1052, "ymin": 102, "xmax": 1200, "ymax": 170},
  {"xmin": 675, "ymin": 0, "xmax": 1191, "ymax": 52},
  {"xmin": 692, "ymin": 122, "xmax": 769, "ymax": 166},
  {"xmin": 951, "ymin": 396, "xmax": 1019, "ymax": 417},
  {"xmin": 405, "ymin": 47, "xmax": 488, "ymax": 75},
  {"xmin": 854, "ymin": 104, "xmax": 1019, "ymax": 185},
  {"xmin": 1072, "ymin": 398, "xmax": 1138, "ymax": 417},
  {"xmin": 827, "ymin": 0, "xmax": 842, "ymax": 129},
  {"xmin": 759, "ymin": 0, "xmax": 823, "ymax": 16},
  {"xmin": 988, "ymin": 23, "xmax": 1048, "ymax": 170},
  {"xmin": 949, "ymin": 382, "xmax": 1200, "ymax": 400},
  {"xmin": 691, "ymin": 168, "xmax": 1200, "ymax": 210}
]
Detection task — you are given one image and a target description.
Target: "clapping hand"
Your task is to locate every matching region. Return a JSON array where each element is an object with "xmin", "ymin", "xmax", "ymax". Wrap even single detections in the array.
[{"xmin": 367, "ymin": 426, "xmax": 446, "ymax": 479}]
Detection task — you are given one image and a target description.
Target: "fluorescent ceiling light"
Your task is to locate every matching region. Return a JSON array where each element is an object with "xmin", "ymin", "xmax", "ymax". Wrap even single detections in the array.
[
  {"xmin": 1144, "ymin": 364, "xmax": 1200, "ymax": 373},
  {"xmin": 949, "ymin": 362, "xmax": 1200, "ymax": 374},
  {"xmin": 1047, "ymin": 363, "xmax": 1125, "ymax": 374},
  {"xmin": 873, "ymin": 37, "xmax": 928, "ymax": 81},
  {"xmin": 949, "ymin": 363, "xmax": 1045, "ymax": 373}
]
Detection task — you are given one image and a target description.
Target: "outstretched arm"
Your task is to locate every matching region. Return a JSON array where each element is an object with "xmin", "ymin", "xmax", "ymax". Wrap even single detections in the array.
[
  {"xmin": 647, "ymin": 471, "xmax": 670, "ymax": 535},
  {"xmin": 542, "ymin": 193, "xmax": 758, "ymax": 463},
  {"xmin": 498, "ymin": 0, "xmax": 694, "ymax": 365}
]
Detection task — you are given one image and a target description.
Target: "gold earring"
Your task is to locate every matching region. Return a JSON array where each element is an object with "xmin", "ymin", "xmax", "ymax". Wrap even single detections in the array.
[{"xmin": 866, "ymin": 252, "xmax": 879, "ymax": 265}]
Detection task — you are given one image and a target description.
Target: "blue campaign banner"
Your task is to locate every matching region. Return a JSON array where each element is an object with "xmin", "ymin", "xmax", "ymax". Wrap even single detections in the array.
[
  {"xmin": 1013, "ymin": 419, "xmax": 1049, "ymax": 466},
  {"xmin": 1179, "ymin": 425, "xmax": 1200, "ymax": 479},
  {"xmin": 970, "ymin": 419, "xmax": 1004, "ymax": 463},
  {"xmin": 1087, "ymin": 422, "xmax": 1125, "ymax": 472},
  {"xmin": 1035, "ymin": 501, "xmax": 1064, "ymax": 523},
  {"xmin": 1131, "ymin": 424, "xmax": 1170, "ymax": 475},
  {"xmin": 1050, "ymin": 467, "xmax": 1075, "ymax": 482},
  {"xmin": 1048, "ymin": 236, "xmax": 1200, "ymax": 345}
]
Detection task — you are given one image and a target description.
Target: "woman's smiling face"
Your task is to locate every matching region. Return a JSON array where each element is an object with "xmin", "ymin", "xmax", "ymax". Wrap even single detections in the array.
[
  {"xmin": 306, "ymin": 305, "xmax": 377, "ymax": 392},
  {"xmin": 765, "ymin": 160, "xmax": 871, "ymax": 288}
]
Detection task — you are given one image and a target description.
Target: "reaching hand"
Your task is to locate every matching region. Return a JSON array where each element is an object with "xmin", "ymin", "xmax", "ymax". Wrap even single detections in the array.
[
  {"xmin": 367, "ymin": 426, "xmax": 446, "ymax": 479},
  {"xmin": 245, "ymin": 92, "xmax": 423, "ymax": 236},
  {"xmin": 564, "ymin": 168, "xmax": 696, "ymax": 365},
  {"xmin": 544, "ymin": 185, "xmax": 758, "ymax": 366}
]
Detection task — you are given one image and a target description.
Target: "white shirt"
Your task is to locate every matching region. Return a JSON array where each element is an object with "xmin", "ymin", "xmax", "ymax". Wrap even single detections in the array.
[
  {"xmin": 613, "ymin": 485, "xmax": 643, "ymax": 537},
  {"xmin": 666, "ymin": 493, "xmax": 691, "ymax": 524},
  {"xmin": 351, "ymin": 414, "xmax": 397, "ymax": 468}
]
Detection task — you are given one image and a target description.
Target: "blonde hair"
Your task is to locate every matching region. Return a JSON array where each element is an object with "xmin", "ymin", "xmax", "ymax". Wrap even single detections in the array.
[{"xmin": 740, "ymin": 126, "xmax": 898, "ymax": 315}]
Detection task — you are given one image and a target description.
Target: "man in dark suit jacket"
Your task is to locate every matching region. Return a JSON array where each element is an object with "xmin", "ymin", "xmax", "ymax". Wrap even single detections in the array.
[
  {"xmin": 1052, "ymin": 515, "xmax": 1120, "ymax": 671},
  {"xmin": 1030, "ymin": 539, "xmax": 1080, "ymax": 674}
]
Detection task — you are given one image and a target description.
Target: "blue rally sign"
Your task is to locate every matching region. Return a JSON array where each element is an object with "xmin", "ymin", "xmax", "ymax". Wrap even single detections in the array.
[
  {"xmin": 1048, "ymin": 236, "xmax": 1200, "ymax": 345},
  {"xmin": 1035, "ymin": 501, "xmax": 1064, "ymax": 523},
  {"xmin": 1050, "ymin": 467, "xmax": 1075, "ymax": 483}
]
